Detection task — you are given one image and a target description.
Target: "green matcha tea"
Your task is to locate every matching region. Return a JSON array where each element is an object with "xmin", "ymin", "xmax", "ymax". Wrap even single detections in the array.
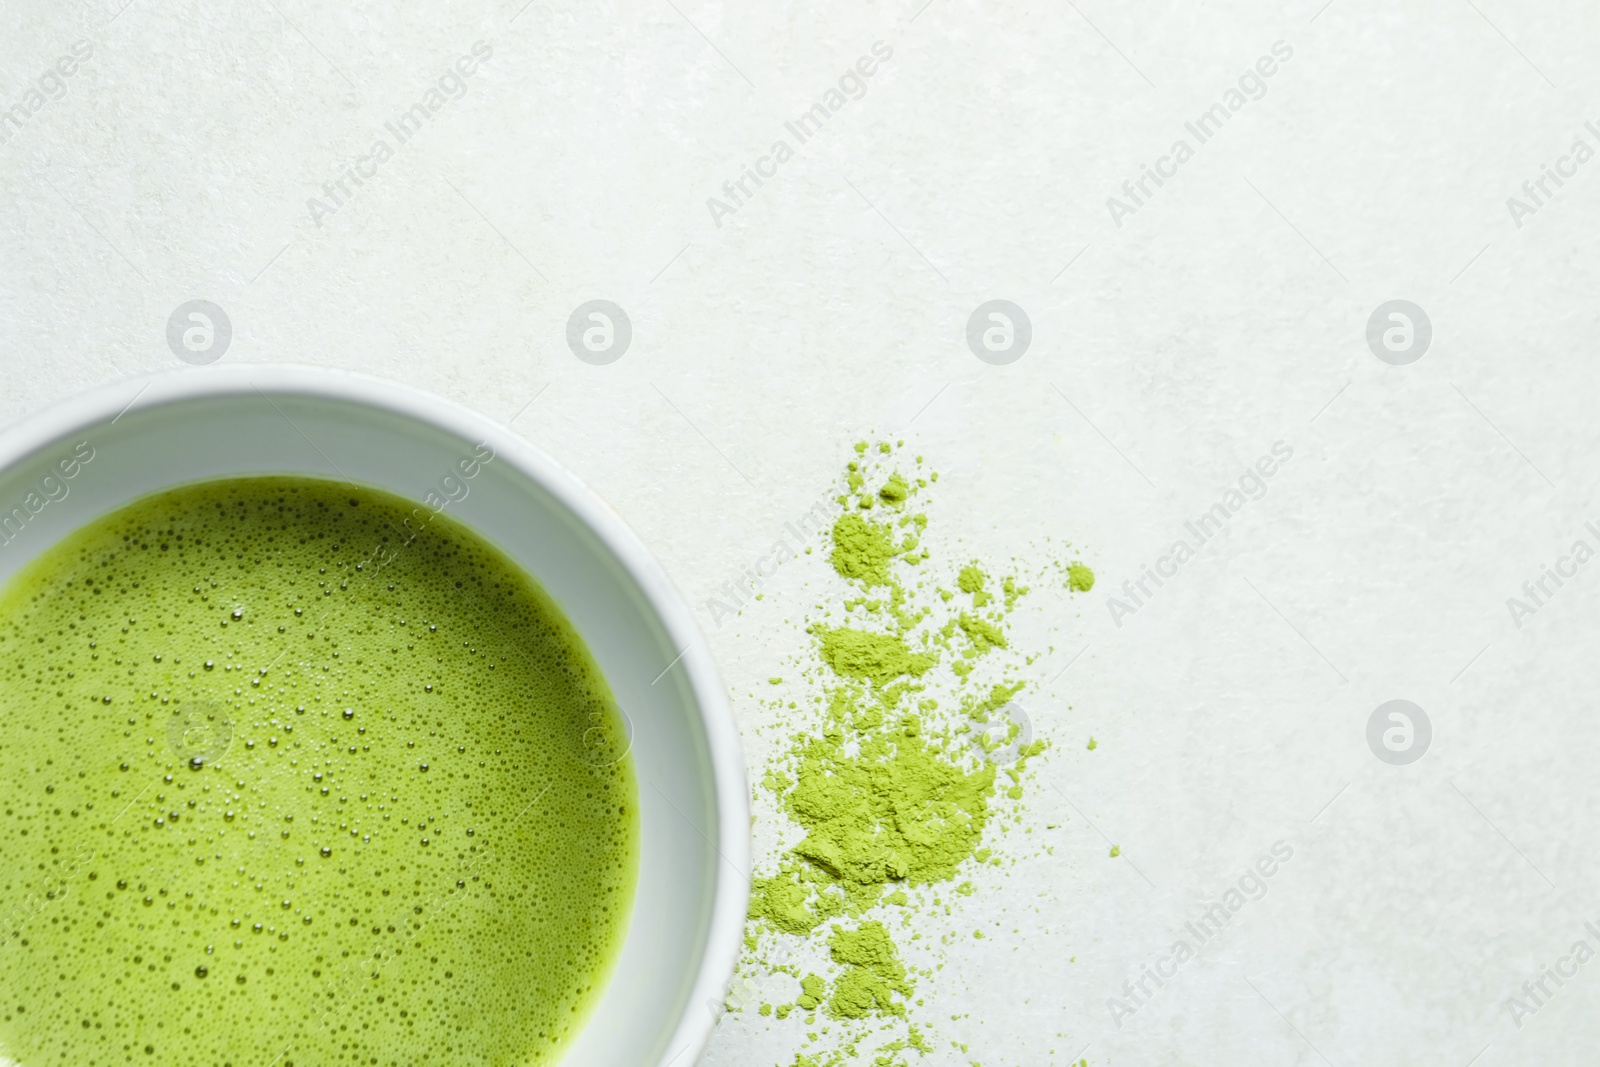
[{"xmin": 0, "ymin": 476, "xmax": 638, "ymax": 1065}]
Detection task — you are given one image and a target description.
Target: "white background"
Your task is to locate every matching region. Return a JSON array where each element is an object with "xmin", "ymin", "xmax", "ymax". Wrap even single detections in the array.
[{"xmin": 4, "ymin": 2, "xmax": 1600, "ymax": 1065}]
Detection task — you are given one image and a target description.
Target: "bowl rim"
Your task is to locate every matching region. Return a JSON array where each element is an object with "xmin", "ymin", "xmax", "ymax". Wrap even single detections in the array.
[{"xmin": 0, "ymin": 363, "xmax": 749, "ymax": 1067}]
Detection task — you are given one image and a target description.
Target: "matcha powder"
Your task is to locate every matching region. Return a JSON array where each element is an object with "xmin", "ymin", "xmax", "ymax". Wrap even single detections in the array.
[{"xmin": 735, "ymin": 442, "xmax": 1094, "ymax": 1066}]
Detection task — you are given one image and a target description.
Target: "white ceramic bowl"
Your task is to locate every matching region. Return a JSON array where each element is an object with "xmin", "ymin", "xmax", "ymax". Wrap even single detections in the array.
[{"xmin": 0, "ymin": 365, "xmax": 749, "ymax": 1067}]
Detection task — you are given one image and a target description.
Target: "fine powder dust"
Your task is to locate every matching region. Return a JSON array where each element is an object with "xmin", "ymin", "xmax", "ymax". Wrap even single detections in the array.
[
  {"xmin": 738, "ymin": 442, "xmax": 1094, "ymax": 1066},
  {"xmin": 0, "ymin": 476, "xmax": 637, "ymax": 1066}
]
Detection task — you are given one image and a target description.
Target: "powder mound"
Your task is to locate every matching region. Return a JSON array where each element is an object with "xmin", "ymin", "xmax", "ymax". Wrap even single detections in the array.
[
  {"xmin": 829, "ymin": 514, "xmax": 898, "ymax": 586},
  {"xmin": 957, "ymin": 612, "xmax": 1006, "ymax": 653},
  {"xmin": 786, "ymin": 720, "xmax": 993, "ymax": 892},
  {"xmin": 1068, "ymin": 562, "xmax": 1095, "ymax": 592},
  {"xmin": 957, "ymin": 564, "xmax": 991, "ymax": 606},
  {"xmin": 826, "ymin": 921, "xmax": 912, "ymax": 1019},
  {"xmin": 796, "ymin": 974, "xmax": 826, "ymax": 1010},
  {"xmin": 814, "ymin": 627, "xmax": 934, "ymax": 685},
  {"xmin": 750, "ymin": 873, "xmax": 827, "ymax": 935}
]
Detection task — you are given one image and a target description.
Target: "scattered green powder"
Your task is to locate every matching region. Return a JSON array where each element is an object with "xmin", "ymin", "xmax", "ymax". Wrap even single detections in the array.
[{"xmin": 738, "ymin": 442, "xmax": 1093, "ymax": 1065}]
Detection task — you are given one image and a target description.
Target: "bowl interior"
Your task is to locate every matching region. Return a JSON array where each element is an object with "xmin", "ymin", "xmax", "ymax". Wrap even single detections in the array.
[{"xmin": 0, "ymin": 371, "xmax": 744, "ymax": 1067}]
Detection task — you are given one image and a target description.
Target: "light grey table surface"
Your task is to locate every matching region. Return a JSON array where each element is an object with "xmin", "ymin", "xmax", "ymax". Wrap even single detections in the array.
[{"xmin": 3, "ymin": 2, "xmax": 1597, "ymax": 1065}]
